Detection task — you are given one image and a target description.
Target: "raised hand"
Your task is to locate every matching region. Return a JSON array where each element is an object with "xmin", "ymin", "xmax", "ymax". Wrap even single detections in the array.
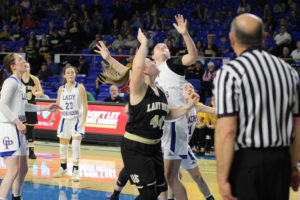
[
  {"xmin": 94, "ymin": 41, "xmax": 111, "ymax": 60},
  {"xmin": 173, "ymin": 14, "xmax": 188, "ymax": 35},
  {"xmin": 137, "ymin": 28, "xmax": 147, "ymax": 45}
]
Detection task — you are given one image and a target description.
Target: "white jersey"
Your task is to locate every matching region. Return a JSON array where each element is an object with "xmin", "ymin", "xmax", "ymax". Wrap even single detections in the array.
[
  {"xmin": 155, "ymin": 60, "xmax": 186, "ymax": 110},
  {"xmin": 0, "ymin": 76, "xmax": 27, "ymax": 123},
  {"xmin": 187, "ymin": 107, "xmax": 197, "ymax": 143},
  {"xmin": 59, "ymin": 82, "xmax": 82, "ymax": 119}
]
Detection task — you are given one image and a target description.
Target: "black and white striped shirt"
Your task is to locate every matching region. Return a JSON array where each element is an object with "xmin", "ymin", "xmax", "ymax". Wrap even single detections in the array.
[{"xmin": 214, "ymin": 49, "xmax": 300, "ymax": 150}]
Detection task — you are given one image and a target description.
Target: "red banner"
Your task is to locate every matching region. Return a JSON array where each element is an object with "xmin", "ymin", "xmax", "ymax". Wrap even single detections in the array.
[{"xmin": 35, "ymin": 101, "xmax": 128, "ymax": 135}]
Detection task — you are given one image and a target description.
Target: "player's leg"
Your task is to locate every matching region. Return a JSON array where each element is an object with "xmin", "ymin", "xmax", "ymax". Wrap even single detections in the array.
[
  {"xmin": 164, "ymin": 159, "xmax": 188, "ymax": 200},
  {"xmin": 71, "ymin": 136, "xmax": 82, "ymax": 181},
  {"xmin": 110, "ymin": 167, "xmax": 129, "ymax": 200},
  {"xmin": 11, "ymin": 156, "xmax": 28, "ymax": 200},
  {"xmin": 53, "ymin": 138, "xmax": 70, "ymax": 177},
  {"xmin": 0, "ymin": 157, "xmax": 20, "ymax": 199}
]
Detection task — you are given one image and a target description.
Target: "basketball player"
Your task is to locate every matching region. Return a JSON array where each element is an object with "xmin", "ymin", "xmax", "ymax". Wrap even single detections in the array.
[
  {"xmin": 50, "ymin": 65, "xmax": 88, "ymax": 182},
  {"xmin": 180, "ymin": 82, "xmax": 215, "ymax": 200},
  {"xmin": 21, "ymin": 62, "xmax": 43, "ymax": 159},
  {"xmin": 153, "ymin": 14, "xmax": 198, "ymax": 200},
  {"xmin": 0, "ymin": 53, "xmax": 61, "ymax": 200},
  {"xmin": 121, "ymin": 28, "xmax": 199, "ymax": 200}
]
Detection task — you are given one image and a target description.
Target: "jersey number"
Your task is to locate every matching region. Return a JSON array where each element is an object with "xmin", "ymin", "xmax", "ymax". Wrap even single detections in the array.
[
  {"xmin": 65, "ymin": 102, "xmax": 73, "ymax": 110},
  {"xmin": 150, "ymin": 115, "xmax": 165, "ymax": 130}
]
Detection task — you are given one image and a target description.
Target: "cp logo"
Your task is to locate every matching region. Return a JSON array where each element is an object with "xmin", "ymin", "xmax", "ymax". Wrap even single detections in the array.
[{"xmin": 3, "ymin": 136, "xmax": 13, "ymax": 149}]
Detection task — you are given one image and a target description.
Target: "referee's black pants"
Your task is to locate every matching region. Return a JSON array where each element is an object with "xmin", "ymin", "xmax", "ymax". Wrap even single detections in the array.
[{"xmin": 229, "ymin": 147, "xmax": 291, "ymax": 200}]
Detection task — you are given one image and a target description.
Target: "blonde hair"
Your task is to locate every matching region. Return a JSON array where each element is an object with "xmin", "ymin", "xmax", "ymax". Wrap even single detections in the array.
[{"xmin": 99, "ymin": 66, "xmax": 130, "ymax": 87}]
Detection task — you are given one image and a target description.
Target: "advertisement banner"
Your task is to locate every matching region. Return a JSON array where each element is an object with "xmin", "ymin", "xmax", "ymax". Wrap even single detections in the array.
[{"xmin": 35, "ymin": 101, "xmax": 128, "ymax": 135}]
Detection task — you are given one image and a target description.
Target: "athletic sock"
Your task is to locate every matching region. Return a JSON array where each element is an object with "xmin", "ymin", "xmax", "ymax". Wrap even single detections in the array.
[
  {"xmin": 29, "ymin": 147, "xmax": 34, "ymax": 153},
  {"xmin": 61, "ymin": 163, "xmax": 67, "ymax": 170},
  {"xmin": 206, "ymin": 195, "xmax": 215, "ymax": 200},
  {"xmin": 72, "ymin": 165, "xmax": 79, "ymax": 172}
]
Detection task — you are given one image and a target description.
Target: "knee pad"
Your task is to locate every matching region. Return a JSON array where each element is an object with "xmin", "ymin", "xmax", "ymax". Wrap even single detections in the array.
[
  {"xmin": 156, "ymin": 182, "xmax": 168, "ymax": 196},
  {"xmin": 26, "ymin": 125, "xmax": 34, "ymax": 142},
  {"xmin": 136, "ymin": 186, "xmax": 156, "ymax": 200},
  {"xmin": 72, "ymin": 140, "xmax": 81, "ymax": 162},
  {"xmin": 117, "ymin": 168, "xmax": 129, "ymax": 187},
  {"xmin": 59, "ymin": 144, "xmax": 68, "ymax": 160}
]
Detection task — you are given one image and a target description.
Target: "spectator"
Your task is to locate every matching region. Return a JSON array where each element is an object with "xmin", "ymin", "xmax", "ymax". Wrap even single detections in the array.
[
  {"xmin": 110, "ymin": 1, "xmax": 125, "ymax": 22},
  {"xmin": 291, "ymin": 41, "xmax": 300, "ymax": 62},
  {"xmin": 191, "ymin": 4, "xmax": 203, "ymax": 19},
  {"xmin": 273, "ymin": 0, "xmax": 287, "ymax": 14},
  {"xmin": 166, "ymin": 39, "xmax": 177, "ymax": 56},
  {"xmin": 151, "ymin": 16, "xmax": 161, "ymax": 30},
  {"xmin": 77, "ymin": 55, "xmax": 89, "ymax": 76},
  {"xmin": 46, "ymin": 57, "xmax": 59, "ymax": 75},
  {"xmin": 218, "ymin": 35, "xmax": 231, "ymax": 54},
  {"xmin": 125, "ymin": 56, "xmax": 133, "ymax": 69},
  {"xmin": 20, "ymin": 0, "xmax": 30, "ymax": 9},
  {"xmin": 203, "ymin": 8, "xmax": 212, "ymax": 20},
  {"xmin": 110, "ymin": 18, "xmax": 120, "ymax": 36},
  {"xmin": 287, "ymin": 10, "xmax": 299, "ymax": 26},
  {"xmin": 123, "ymin": 33, "xmax": 139, "ymax": 49},
  {"xmin": 145, "ymin": 32, "xmax": 154, "ymax": 49},
  {"xmin": 204, "ymin": 34, "xmax": 219, "ymax": 57},
  {"xmin": 38, "ymin": 38, "xmax": 52, "ymax": 59},
  {"xmin": 193, "ymin": 61, "xmax": 205, "ymax": 80},
  {"xmin": 22, "ymin": 13, "xmax": 36, "ymax": 29},
  {"xmin": 53, "ymin": 2, "xmax": 67, "ymax": 18},
  {"xmin": 111, "ymin": 34, "xmax": 125, "ymax": 50},
  {"xmin": 89, "ymin": 34, "xmax": 102, "ymax": 50},
  {"xmin": 49, "ymin": 28, "xmax": 65, "ymax": 53},
  {"xmin": 202, "ymin": 62, "xmax": 216, "ymax": 101},
  {"xmin": 0, "ymin": 25, "xmax": 11, "ymax": 41},
  {"xmin": 90, "ymin": 0, "xmax": 102, "ymax": 14},
  {"xmin": 113, "ymin": 48, "xmax": 127, "ymax": 65},
  {"xmin": 37, "ymin": 63, "xmax": 52, "ymax": 82},
  {"xmin": 93, "ymin": 10, "xmax": 104, "ymax": 35},
  {"xmin": 273, "ymin": 25, "xmax": 292, "ymax": 56},
  {"xmin": 10, "ymin": 25, "xmax": 25, "ymax": 41},
  {"xmin": 164, "ymin": 32, "xmax": 175, "ymax": 47},
  {"xmin": 1, "ymin": 44, "xmax": 8, "ymax": 52},
  {"xmin": 237, "ymin": 0, "xmax": 251, "ymax": 14},
  {"xmin": 176, "ymin": 40, "xmax": 188, "ymax": 56},
  {"xmin": 120, "ymin": 20, "xmax": 131, "ymax": 36},
  {"xmin": 86, "ymin": 91, "xmax": 95, "ymax": 101},
  {"xmin": 280, "ymin": 47, "xmax": 293, "ymax": 64},
  {"xmin": 263, "ymin": 4, "xmax": 272, "ymax": 19},
  {"xmin": 104, "ymin": 85, "xmax": 126, "ymax": 103}
]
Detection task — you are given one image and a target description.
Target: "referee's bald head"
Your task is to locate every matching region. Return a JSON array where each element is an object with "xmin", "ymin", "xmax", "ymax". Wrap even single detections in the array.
[{"xmin": 230, "ymin": 13, "xmax": 263, "ymax": 48}]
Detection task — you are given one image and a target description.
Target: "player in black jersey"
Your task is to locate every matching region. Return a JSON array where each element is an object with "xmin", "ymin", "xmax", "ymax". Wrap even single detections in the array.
[
  {"xmin": 21, "ymin": 63, "xmax": 43, "ymax": 159},
  {"xmin": 119, "ymin": 28, "xmax": 198, "ymax": 200}
]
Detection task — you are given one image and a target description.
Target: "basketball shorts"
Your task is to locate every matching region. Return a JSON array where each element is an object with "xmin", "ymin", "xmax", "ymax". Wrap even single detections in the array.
[
  {"xmin": 57, "ymin": 117, "xmax": 85, "ymax": 139},
  {"xmin": 180, "ymin": 146, "xmax": 198, "ymax": 170},
  {"xmin": 161, "ymin": 117, "xmax": 189, "ymax": 160},
  {"xmin": 0, "ymin": 123, "xmax": 28, "ymax": 157},
  {"xmin": 121, "ymin": 137, "xmax": 167, "ymax": 191}
]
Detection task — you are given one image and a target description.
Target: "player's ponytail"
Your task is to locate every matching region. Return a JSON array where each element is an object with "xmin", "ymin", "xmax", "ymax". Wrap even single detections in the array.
[
  {"xmin": 0, "ymin": 53, "xmax": 15, "ymax": 90},
  {"xmin": 99, "ymin": 66, "xmax": 130, "ymax": 87}
]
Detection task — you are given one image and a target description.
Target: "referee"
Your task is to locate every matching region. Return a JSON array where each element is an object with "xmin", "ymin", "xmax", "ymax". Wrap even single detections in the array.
[{"xmin": 214, "ymin": 14, "xmax": 300, "ymax": 200}]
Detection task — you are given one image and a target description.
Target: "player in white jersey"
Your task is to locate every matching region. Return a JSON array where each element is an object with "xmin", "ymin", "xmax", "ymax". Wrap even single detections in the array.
[
  {"xmin": 50, "ymin": 65, "xmax": 88, "ymax": 182},
  {"xmin": 152, "ymin": 15, "xmax": 198, "ymax": 200},
  {"xmin": 180, "ymin": 82, "xmax": 215, "ymax": 200},
  {"xmin": 0, "ymin": 53, "xmax": 61, "ymax": 200}
]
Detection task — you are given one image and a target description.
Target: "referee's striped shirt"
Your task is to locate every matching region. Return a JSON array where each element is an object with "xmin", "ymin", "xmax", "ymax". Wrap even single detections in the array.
[{"xmin": 213, "ymin": 48, "xmax": 300, "ymax": 150}]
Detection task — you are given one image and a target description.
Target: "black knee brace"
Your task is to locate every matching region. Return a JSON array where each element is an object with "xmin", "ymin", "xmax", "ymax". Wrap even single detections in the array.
[
  {"xmin": 26, "ymin": 125, "xmax": 35, "ymax": 142},
  {"xmin": 136, "ymin": 186, "xmax": 156, "ymax": 200},
  {"xmin": 117, "ymin": 168, "xmax": 129, "ymax": 187}
]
